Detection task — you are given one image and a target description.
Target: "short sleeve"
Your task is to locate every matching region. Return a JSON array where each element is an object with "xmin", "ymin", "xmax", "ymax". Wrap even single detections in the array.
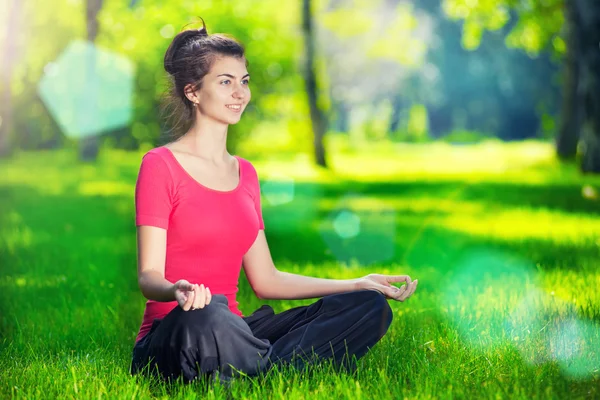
[
  {"xmin": 249, "ymin": 162, "xmax": 265, "ymax": 230},
  {"xmin": 135, "ymin": 152, "xmax": 174, "ymax": 230}
]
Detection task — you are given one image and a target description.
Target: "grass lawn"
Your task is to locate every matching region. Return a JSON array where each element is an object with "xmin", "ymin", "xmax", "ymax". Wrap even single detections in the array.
[{"xmin": 1, "ymin": 139, "xmax": 599, "ymax": 399}]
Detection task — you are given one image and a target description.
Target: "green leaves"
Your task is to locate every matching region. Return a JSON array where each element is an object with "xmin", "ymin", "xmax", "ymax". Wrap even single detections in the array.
[{"xmin": 443, "ymin": 0, "xmax": 565, "ymax": 55}]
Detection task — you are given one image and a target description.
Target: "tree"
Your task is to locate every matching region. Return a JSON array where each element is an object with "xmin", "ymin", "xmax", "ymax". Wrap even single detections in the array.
[
  {"xmin": 556, "ymin": 0, "xmax": 581, "ymax": 160},
  {"xmin": 443, "ymin": 0, "xmax": 600, "ymax": 172},
  {"xmin": 78, "ymin": 0, "xmax": 104, "ymax": 162},
  {"xmin": 576, "ymin": 0, "xmax": 600, "ymax": 172},
  {"xmin": 302, "ymin": 0, "xmax": 328, "ymax": 168},
  {"xmin": 0, "ymin": 0, "xmax": 21, "ymax": 158}
]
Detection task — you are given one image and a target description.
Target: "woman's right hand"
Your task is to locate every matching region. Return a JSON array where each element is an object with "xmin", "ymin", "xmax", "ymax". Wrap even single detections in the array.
[{"xmin": 173, "ymin": 279, "xmax": 212, "ymax": 311}]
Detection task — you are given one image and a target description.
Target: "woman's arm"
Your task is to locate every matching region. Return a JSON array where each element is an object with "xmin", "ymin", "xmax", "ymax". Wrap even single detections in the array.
[
  {"xmin": 242, "ymin": 230, "xmax": 359, "ymax": 300},
  {"xmin": 136, "ymin": 226, "xmax": 213, "ymax": 309},
  {"xmin": 243, "ymin": 230, "xmax": 418, "ymax": 301},
  {"xmin": 136, "ymin": 225, "xmax": 176, "ymax": 301},
  {"xmin": 260, "ymin": 270, "xmax": 359, "ymax": 300}
]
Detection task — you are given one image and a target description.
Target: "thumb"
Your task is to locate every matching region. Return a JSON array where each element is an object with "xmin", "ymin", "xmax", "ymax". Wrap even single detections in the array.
[
  {"xmin": 370, "ymin": 286, "xmax": 393, "ymax": 298},
  {"xmin": 379, "ymin": 284, "xmax": 399, "ymax": 297},
  {"xmin": 177, "ymin": 280, "xmax": 194, "ymax": 292}
]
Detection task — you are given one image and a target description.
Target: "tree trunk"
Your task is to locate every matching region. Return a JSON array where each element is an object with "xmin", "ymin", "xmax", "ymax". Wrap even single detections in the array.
[
  {"xmin": 302, "ymin": 0, "xmax": 328, "ymax": 168},
  {"xmin": 576, "ymin": 0, "xmax": 600, "ymax": 173},
  {"xmin": 78, "ymin": 0, "xmax": 104, "ymax": 162},
  {"xmin": 388, "ymin": 92, "xmax": 404, "ymax": 133},
  {"xmin": 556, "ymin": 0, "xmax": 582, "ymax": 160},
  {"xmin": 0, "ymin": 0, "xmax": 21, "ymax": 158},
  {"xmin": 337, "ymin": 102, "xmax": 349, "ymax": 133}
]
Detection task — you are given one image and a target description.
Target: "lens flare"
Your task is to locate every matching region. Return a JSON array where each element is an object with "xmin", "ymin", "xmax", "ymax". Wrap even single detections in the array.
[
  {"xmin": 38, "ymin": 40, "xmax": 135, "ymax": 139},
  {"xmin": 319, "ymin": 193, "xmax": 396, "ymax": 266}
]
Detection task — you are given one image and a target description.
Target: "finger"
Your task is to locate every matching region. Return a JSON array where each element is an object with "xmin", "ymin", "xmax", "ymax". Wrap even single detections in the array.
[
  {"xmin": 184, "ymin": 285, "xmax": 196, "ymax": 311},
  {"xmin": 196, "ymin": 284, "xmax": 207, "ymax": 309},
  {"xmin": 180, "ymin": 281, "xmax": 195, "ymax": 292},
  {"xmin": 381, "ymin": 284, "xmax": 402, "ymax": 299},
  {"xmin": 385, "ymin": 283, "xmax": 407, "ymax": 301},
  {"xmin": 386, "ymin": 275, "xmax": 412, "ymax": 286},
  {"xmin": 387, "ymin": 281, "xmax": 408, "ymax": 296},
  {"xmin": 191, "ymin": 284, "xmax": 204, "ymax": 309},
  {"xmin": 399, "ymin": 280, "xmax": 418, "ymax": 301},
  {"xmin": 406, "ymin": 279, "xmax": 418, "ymax": 297},
  {"xmin": 408, "ymin": 279, "xmax": 419, "ymax": 298},
  {"xmin": 206, "ymin": 286, "xmax": 212, "ymax": 305}
]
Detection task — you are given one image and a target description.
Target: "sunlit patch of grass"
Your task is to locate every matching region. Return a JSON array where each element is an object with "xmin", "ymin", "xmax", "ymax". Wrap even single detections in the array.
[
  {"xmin": 1, "ymin": 212, "xmax": 36, "ymax": 253},
  {"xmin": 317, "ymin": 195, "xmax": 486, "ymax": 215},
  {"xmin": 0, "ymin": 147, "xmax": 139, "ymax": 196},
  {"xmin": 327, "ymin": 139, "xmax": 565, "ymax": 181},
  {"xmin": 78, "ymin": 180, "xmax": 134, "ymax": 196},
  {"xmin": 439, "ymin": 207, "xmax": 600, "ymax": 243},
  {"xmin": 0, "ymin": 274, "xmax": 68, "ymax": 289},
  {"xmin": 253, "ymin": 138, "xmax": 600, "ymax": 188}
]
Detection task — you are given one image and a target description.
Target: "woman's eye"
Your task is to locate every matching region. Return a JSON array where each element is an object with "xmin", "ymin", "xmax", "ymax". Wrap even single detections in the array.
[{"xmin": 220, "ymin": 79, "xmax": 249, "ymax": 85}]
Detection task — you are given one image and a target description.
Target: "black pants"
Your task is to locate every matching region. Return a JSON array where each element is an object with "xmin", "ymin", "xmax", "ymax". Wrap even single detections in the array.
[{"xmin": 131, "ymin": 289, "xmax": 393, "ymax": 383}]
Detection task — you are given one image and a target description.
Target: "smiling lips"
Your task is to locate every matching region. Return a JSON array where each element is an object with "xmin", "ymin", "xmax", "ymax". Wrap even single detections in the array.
[{"xmin": 226, "ymin": 104, "xmax": 242, "ymax": 112}]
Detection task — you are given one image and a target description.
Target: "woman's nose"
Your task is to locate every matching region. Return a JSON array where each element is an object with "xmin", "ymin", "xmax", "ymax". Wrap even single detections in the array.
[{"xmin": 232, "ymin": 83, "xmax": 247, "ymax": 99}]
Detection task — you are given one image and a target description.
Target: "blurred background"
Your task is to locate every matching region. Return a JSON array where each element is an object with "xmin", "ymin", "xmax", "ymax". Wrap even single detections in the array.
[
  {"xmin": 0, "ymin": 0, "xmax": 598, "ymax": 168},
  {"xmin": 1, "ymin": 0, "xmax": 600, "ymax": 398}
]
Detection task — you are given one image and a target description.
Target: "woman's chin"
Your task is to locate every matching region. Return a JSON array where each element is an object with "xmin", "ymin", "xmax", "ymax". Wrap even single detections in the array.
[
  {"xmin": 213, "ymin": 115, "xmax": 242, "ymax": 125},
  {"xmin": 226, "ymin": 115, "xmax": 243, "ymax": 124}
]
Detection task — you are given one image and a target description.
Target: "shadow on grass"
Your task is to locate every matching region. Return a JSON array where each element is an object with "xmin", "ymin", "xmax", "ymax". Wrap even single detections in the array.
[
  {"xmin": 261, "ymin": 180, "xmax": 599, "ymax": 270},
  {"xmin": 323, "ymin": 180, "xmax": 600, "ymax": 215}
]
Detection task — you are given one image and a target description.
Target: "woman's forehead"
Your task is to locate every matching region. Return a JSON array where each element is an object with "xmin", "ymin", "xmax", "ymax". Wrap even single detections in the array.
[{"xmin": 211, "ymin": 56, "xmax": 248, "ymax": 75}]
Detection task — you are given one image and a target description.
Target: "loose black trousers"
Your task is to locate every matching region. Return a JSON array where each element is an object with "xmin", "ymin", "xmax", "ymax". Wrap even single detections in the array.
[{"xmin": 130, "ymin": 289, "xmax": 393, "ymax": 383}]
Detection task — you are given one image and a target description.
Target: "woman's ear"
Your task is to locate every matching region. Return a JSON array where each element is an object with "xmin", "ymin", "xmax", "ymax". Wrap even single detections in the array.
[{"xmin": 184, "ymin": 83, "xmax": 200, "ymax": 104}]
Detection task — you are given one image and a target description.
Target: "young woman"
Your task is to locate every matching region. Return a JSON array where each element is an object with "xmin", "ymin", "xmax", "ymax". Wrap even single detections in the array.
[{"xmin": 130, "ymin": 18, "xmax": 418, "ymax": 384}]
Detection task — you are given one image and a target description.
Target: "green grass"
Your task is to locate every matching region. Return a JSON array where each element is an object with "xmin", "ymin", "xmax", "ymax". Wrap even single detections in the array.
[{"xmin": 1, "ymin": 139, "xmax": 600, "ymax": 399}]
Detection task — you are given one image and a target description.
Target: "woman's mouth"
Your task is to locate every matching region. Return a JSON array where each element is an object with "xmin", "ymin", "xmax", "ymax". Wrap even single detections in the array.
[{"xmin": 225, "ymin": 104, "xmax": 242, "ymax": 113}]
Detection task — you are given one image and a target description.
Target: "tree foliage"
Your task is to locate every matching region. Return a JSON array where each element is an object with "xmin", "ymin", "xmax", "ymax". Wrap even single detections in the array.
[{"xmin": 443, "ymin": 0, "xmax": 565, "ymax": 56}]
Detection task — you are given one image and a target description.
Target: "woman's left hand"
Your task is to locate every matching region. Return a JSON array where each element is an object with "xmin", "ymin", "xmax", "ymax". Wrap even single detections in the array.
[{"xmin": 357, "ymin": 273, "xmax": 418, "ymax": 302}]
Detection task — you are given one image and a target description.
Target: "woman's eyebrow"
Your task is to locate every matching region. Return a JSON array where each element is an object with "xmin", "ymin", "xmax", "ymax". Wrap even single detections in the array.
[{"xmin": 216, "ymin": 73, "xmax": 250, "ymax": 78}]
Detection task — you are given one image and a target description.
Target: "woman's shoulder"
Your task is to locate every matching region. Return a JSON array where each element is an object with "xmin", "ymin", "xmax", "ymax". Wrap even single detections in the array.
[
  {"xmin": 137, "ymin": 147, "xmax": 173, "ymax": 178},
  {"xmin": 139, "ymin": 146, "xmax": 171, "ymax": 164},
  {"xmin": 143, "ymin": 145, "xmax": 169, "ymax": 157},
  {"xmin": 235, "ymin": 155, "xmax": 259, "ymax": 177}
]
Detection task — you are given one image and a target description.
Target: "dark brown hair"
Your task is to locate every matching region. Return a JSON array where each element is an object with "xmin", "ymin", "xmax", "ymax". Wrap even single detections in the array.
[{"xmin": 159, "ymin": 17, "xmax": 248, "ymax": 140}]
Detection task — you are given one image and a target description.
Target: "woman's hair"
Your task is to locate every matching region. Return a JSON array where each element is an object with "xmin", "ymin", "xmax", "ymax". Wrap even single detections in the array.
[{"xmin": 159, "ymin": 17, "xmax": 248, "ymax": 140}]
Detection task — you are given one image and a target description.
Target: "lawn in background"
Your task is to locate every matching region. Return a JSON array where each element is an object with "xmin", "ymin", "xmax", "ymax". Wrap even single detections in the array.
[{"xmin": 1, "ymin": 139, "xmax": 599, "ymax": 399}]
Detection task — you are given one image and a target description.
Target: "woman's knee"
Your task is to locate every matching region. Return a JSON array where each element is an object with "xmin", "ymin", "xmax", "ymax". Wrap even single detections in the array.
[
  {"xmin": 350, "ymin": 288, "xmax": 392, "ymax": 310},
  {"xmin": 367, "ymin": 290, "xmax": 393, "ymax": 335},
  {"xmin": 322, "ymin": 289, "xmax": 393, "ymax": 335},
  {"xmin": 147, "ymin": 298, "xmax": 235, "ymax": 363},
  {"xmin": 347, "ymin": 289, "xmax": 393, "ymax": 335}
]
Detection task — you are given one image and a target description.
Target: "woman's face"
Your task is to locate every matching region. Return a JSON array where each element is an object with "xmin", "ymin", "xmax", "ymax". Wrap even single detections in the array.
[{"xmin": 191, "ymin": 55, "xmax": 251, "ymax": 125}]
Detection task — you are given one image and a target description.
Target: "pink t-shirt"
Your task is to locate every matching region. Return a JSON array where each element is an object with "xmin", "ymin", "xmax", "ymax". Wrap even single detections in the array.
[{"xmin": 134, "ymin": 146, "xmax": 264, "ymax": 343}]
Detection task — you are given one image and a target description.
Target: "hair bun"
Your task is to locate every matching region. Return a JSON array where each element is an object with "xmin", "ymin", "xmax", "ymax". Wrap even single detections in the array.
[
  {"xmin": 196, "ymin": 16, "xmax": 208, "ymax": 36},
  {"xmin": 164, "ymin": 17, "xmax": 209, "ymax": 75}
]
